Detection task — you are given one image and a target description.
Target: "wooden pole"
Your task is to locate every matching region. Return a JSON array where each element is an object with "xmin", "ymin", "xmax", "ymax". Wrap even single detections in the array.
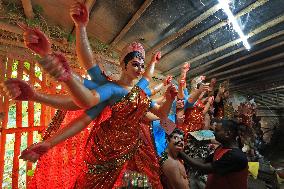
[
  {"xmin": 209, "ymin": 53, "xmax": 284, "ymax": 79},
  {"xmin": 0, "ymin": 58, "xmax": 12, "ymax": 187},
  {"xmin": 26, "ymin": 61, "xmax": 35, "ymax": 184},
  {"xmin": 109, "ymin": 0, "xmax": 154, "ymax": 48},
  {"xmin": 12, "ymin": 59, "xmax": 24, "ymax": 188},
  {"xmin": 21, "ymin": 0, "xmax": 34, "ymax": 19},
  {"xmin": 165, "ymin": 13, "xmax": 284, "ymax": 76}
]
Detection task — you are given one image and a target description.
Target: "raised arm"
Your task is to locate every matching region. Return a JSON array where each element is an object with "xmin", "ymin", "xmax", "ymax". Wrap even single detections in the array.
[
  {"xmin": 188, "ymin": 83, "xmax": 210, "ymax": 104},
  {"xmin": 178, "ymin": 63, "xmax": 190, "ymax": 99},
  {"xmin": 20, "ymin": 112, "xmax": 94, "ymax": 162},
  {"xmin": 215, "ymin": 85, "xmax": 225, "ymax": 103},
  {"xmin": 143, "ymin": 52, "xmax": 161, "ymax": 81},
  {"xmin": 70, "ymin": 1, "xmax": 96, "ymax": 70},
  {"xmin": 203, "ymin": 96, "xmax": 214, "ymax": 115},
  {"xmin": 148, "ymin": 75, "xmax": 172, "ymax": 96},
  {"xmin": 1, "ymin": 78, "xmax": 80, "ymax": 110},
  {"xmin": 150, "ymin": 84, "xmax": 177, "ymax": 119}
]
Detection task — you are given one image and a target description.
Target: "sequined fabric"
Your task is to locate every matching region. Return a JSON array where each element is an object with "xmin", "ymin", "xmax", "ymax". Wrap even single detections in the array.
[
  {"xmin": 224, "ymin": 102, "xmax": 234, "ymax": 120},
  {"xmin": 28, "ymin": 110, "xmax": 95, "ymax": 189},
  {"xmin": 215, "ymin": 106, "xmax": 224, "ymax": 120},
  {"xmin": 179, "ymin": 100, "xmax": 205, "ymax": 139},
  {"xmin": 75, "ymin": 86, "xmax": 162, "ymax": 189}
]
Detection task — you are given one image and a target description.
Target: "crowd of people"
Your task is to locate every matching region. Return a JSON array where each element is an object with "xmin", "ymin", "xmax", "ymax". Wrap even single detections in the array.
[{"xmin": 0, "ymin": 1, "xmax": 269, "ymax": 189}]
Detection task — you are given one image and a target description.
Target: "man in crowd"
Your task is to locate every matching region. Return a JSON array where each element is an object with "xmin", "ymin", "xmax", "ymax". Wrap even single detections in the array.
[
  {"xmin": 179, "ymin": 119, "xmax": 248, "ymax": 189},
  {"xmin": 160, "ymin": 128, "xmax": 190, "ymax": 189}
]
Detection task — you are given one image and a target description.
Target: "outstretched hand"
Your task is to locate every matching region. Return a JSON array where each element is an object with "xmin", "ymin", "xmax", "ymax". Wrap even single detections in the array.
[
  {"xmin": 199, "ymin": 83, "xmax": 210, "ymax": 92},
  {"xmin": 19, "ymin": 142, "xmax": 51, "ymax": 162},
  {"xmin": 163, "ymin": 75, "xmax": 173, "ymax": 86},
  {"xmin": 70, "ymin": 1, "xmax": 89, "ymax": 27},
  {"xmin": 165, "ymin": 84, "xmax": 178, "ymax": 99},
  {"xmin": 38, "ymin": 53, "xmax": 71, "ymax": 82},
  {"xmin": 18, "ymin": 23, "xmax": 51, "ymax": 57},
  {"xmin": 179, "ymin": 78, "xmax": 186, "ymax": 88},
  {"xmin": 182, "ymin": 62, "xmax": 190, "ymax": 73},
  {"xmin": 0, "ymin": 79, "xmax": 36, "ymax": 101},
  {"xmin": 151, "ymin": 51, "xmax": 162, "ymax": 64},
  {"xmin": 208, "ymin": 96, "xmax": 215, "ymax": 105}
]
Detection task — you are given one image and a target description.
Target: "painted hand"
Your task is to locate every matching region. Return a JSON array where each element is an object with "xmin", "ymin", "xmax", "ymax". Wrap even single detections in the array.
[
  {"xmin": 166, "ymin": 84, "xmax": 178, "ymax": 99},
  {"xmin": 19, "ymin": 142, "xmax": 51, "ymax": 162},
  {"xmin": 151, "ymin": 51, "xmax": 162, "ymax": 64},
  {"xmin": 38, "ymin": 53, "xmax": 71, "ymax": 82},
  {"xmin": 19, "ymin": 23, "xmax": 51, "ymax": 57},
  {"xmin": 208, "ymin": 96, "xmax": 215, "ymax": 105},
  {"xmin": 0, "ymin": 79, "xmax": 35, "ymax": 101},
  {"xmin": 163, "ymin": 75, "xmax": 173, "ymax": 86},
  {"xmin": 199, "ymin": 83, "xmax": 210, "ymax": 92},
  {"xmin": 176, "ymin": 99, "xmax": 185, "ymax": 109},
  {"xmin": 70, "ymin": 1, "xmax": 89, "ymax": 27},
  {"xmin": 179, "ymin": 78, "xmax": 186, "ymax": 87},
  {"xmin": 182, "ymin": 62, "xmax": 190, "ymax": 73}
]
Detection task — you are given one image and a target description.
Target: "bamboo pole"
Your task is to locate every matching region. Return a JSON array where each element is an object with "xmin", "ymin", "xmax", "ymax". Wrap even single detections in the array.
[
  {"xmin": 26, "ymin": 60, "xmax": 35, "ymax": 184},
  {"xmin": 21, "ymin": 0, "xmax": 34, "ymax": 19},
  {"xmin": 12, "ymin": 58, "xmax": 24, "ymax": 188},
  {"xmin": 0, "ymin": 58, "xmax": 12, "ymax": 187}
]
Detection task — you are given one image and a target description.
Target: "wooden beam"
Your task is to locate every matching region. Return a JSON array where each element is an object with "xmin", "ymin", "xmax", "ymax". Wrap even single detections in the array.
[
  {"xmin": 220, "ymin": 62, "xmax": 284, "ymax": 81},
  {"xmin": 147, "ymin": 4, "xmax": 221, "ymax": 56},
  {"xmin": 0, "ymin": 21, "xmax": 73, "ymax": 52},
  {"xmin": 203, "ymin": 39, "xmax": 284, "ymax": 77},
  {"xmin": 162, "ymin": 0, "xmax": 269, "ymax": 74},
  {"xmin": 109, "ymin": 0, "xmax": 153, "ymax": 48},
  {"xmin": 21, "ymin": 0, "xmax": 34, "ymax": 19},
  {"xmin": 253, "ymin": 86, "xmax": 284, "ymax": 94},
  {"xmin": 189, "ymin": 30, "xmax": 284, "ymax": 78},
  {"xmin": 164, "ymin": 11, "xmax": 284, "ymax": 76},
  {"xmin": 208, "ymin": 53, "xmax": 284, "ymax": 79},
  {"xmin": 2, "ymin": 126, "xmax": 46, "ymax": 134},
  {"xmin": 231, "ymin": 78, "xmax": 284, "ymax": 92},
  {"xmin": 231, "ymin": 70, "xmax": 284, "ymax": 86}
]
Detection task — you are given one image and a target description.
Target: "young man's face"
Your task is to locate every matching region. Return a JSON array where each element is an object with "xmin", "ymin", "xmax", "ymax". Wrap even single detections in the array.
[
  {"xmin": 214, "ymin": 123, "xmax": 229, "ymax": 144},
  {"xmin": 168, "ymin": 133, "xmax": 184, "ymax": 153}
]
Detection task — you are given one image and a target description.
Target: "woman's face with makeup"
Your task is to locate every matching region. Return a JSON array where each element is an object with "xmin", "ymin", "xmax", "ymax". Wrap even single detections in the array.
[{"xmin": 124, "ymin": 57, "xmax": 145, "ymax": 79}]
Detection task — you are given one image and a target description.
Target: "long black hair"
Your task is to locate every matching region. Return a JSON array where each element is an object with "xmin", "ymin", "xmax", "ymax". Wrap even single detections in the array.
[{"xmin": 123, "ymin": 51, "xmax": 144, "ymax": 68}]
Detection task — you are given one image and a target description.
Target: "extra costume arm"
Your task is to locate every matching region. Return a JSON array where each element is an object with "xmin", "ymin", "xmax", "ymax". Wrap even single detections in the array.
[
  {"xmin": 143, "ymin": 52, "xmax": 161, "ymax": 81},
  {"xmin": 178, "ymin": 63, "xmax": 190, "ymax": 99},
  {"xmin": 46, "ymin": 112, "xmax": 92, "ymax": 147},
  {"xmin": 150, "ymin": 84, "xmax": 177, "ymax": 119},
  {"xmin": 34, "ymin": 93, "xmax": 80, "ymax": 110}
]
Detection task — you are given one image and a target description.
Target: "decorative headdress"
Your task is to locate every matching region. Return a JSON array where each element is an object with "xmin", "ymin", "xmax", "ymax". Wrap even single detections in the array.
[{"xmin": 120, "ymin": 42, "xmax": 145, "ymax": 63}]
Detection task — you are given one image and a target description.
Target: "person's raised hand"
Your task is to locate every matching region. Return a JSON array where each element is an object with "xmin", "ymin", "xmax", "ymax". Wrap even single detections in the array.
[
  {"xmin": 38, "ymin": 53, "xmax": 71, "ymax": 82},
  {"xmin": 70, "ymin": 1, "xmax": 89, "ymax": 27},
  {"xmin": 18, "ymin": 23, "xmax": 51, "ymax": 57},
  {"xmin": 150, "ymin": 51, "xmax": 162, "ymax": 64},
  {"xmin": 165, "ymin": 84, "xmax": 178, "ymax": 99},
  {"xmin": 208, "ymin": 96, "xmax": 215, "ymax": 105},
  {"xmin": 199, "ymin": 83, "xmax": 210, "ymax": 92},
  {"xmin": 181, "ymin": 62, "xmax": 190, "ymax": 73},
  {"xmin": 163, "ymin": 75, "xmax": 173, "ymax": 86},
  {"xmin": 0, "ymin": 79, "xmax": 36, "ymax": 101}
]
